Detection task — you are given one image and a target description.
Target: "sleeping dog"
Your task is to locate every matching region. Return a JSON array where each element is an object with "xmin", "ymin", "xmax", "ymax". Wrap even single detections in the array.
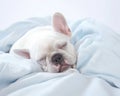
[{"xmin": 10, "ymin": 13, "xmax": 77, "ymax": 73}]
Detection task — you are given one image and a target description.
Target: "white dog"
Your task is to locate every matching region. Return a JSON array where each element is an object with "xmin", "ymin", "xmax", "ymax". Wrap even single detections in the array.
[{"xmin": 10, "ymin": 13, "xmax": 77, "ymax": 73}]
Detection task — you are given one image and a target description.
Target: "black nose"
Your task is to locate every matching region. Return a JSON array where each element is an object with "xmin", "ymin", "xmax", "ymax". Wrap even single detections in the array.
[{"xmin": 52, "ymin": 53, "xmax": 64, "ymax": 64}]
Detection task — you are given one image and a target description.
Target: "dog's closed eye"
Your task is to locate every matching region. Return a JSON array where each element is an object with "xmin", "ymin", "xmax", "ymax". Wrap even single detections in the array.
[
  {"xmin": 56, "ymin": 41, "xmax": 67, "ymax": 49},
  {"xmin": 59, "ymin": 42, "xmax": 67, "ymax": 49},
  {"xmin": 37, "ymin": 56, "xmax": 46, "ymax": 63},
  {"xmin": 37, "ymin": 58, "xmax": 47, "ymax": 72}
]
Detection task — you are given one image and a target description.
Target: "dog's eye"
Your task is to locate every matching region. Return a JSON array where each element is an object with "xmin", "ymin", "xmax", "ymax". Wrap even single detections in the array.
[
  {"xmin": 55, "ymin": 40, "xmax": 67, "ymax": 49},
  {"xmin": 37, "ymin": 56, "xmax": 46, "ymax": 63},
  {"xmin": 40, "ymin": 56, "xmax": 46, "ymax": 61},
  {"xmin": 58, "ymin": 42, "xmax": 67, "ymax": 49}
]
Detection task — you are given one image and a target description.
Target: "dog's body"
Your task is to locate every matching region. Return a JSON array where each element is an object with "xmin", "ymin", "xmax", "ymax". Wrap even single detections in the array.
[{"xmin": 10, "ymin": 13, "xmax": 77, "ymax": 73}]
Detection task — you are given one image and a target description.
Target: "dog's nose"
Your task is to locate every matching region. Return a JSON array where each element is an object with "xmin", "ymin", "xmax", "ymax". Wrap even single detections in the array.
[{"xmin": 52, "ymin": 53, "xmax": 64, "ymax": 64}]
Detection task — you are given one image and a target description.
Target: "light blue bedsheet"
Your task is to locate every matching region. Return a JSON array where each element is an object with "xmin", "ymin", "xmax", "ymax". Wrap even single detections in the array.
[{"xmin": 0, "ymin": 17, "xmax": 120, "ymax": 96}]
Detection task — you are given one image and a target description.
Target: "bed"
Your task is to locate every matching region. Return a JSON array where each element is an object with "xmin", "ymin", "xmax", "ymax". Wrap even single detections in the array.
[{"xmin": 0, "ymin": 16, "xmax": 120, "ymax": 96}]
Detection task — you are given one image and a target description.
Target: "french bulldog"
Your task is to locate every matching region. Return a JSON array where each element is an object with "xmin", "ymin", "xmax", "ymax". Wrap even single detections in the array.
[{"xmin": 10, "ymin": 12, "xmax": 77, "ymax": 73}]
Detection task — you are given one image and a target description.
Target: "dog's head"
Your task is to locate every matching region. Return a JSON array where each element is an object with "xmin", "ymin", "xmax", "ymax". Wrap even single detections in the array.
[{"xmin": 12, "ymin": 13, "xmax": 77, "ymax": 73}]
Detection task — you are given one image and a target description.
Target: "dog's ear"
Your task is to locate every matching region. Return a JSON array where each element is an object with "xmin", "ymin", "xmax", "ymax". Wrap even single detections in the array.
[
  {"xmin": 13, "ymin": 49, "xmax": 30, "ymax": 59},
  {"xmin": 53, "ymin": 12, "xmax": 71, "ymax": 37}
]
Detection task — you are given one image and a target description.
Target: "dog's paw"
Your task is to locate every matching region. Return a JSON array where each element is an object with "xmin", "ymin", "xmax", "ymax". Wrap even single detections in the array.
[{"xmin": 64, "ymin": 68, "xmax": 78, "ymax": 73}]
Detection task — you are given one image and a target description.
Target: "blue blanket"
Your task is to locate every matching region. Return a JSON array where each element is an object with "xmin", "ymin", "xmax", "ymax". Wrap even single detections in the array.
[{"xmin": 0, "ymin": 17, "xmax": 120, "ymax": 96}]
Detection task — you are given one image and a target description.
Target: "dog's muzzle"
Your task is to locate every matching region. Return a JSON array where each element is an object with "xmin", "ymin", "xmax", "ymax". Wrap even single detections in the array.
[
  {"xmin": 52, "ymin": 53, "xmax": 63, "ymax": 65},
  {"xmin": 51, "ymin": 53, "xmax": 73, "ymax": 72}
]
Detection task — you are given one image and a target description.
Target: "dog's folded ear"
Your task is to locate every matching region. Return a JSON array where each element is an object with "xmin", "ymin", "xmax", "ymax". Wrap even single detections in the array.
[
  {"xmin": 13, "ymin": 49, "xmax": 30, "ymax": 59},
  {"xmin": 53, "ymin": 12, "xmax": 71, "ymax": 37}
]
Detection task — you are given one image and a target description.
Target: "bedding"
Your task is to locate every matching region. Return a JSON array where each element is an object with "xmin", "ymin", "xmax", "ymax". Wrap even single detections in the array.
[{"xmin": 0, "ymin": 17, "xmax": 120, "ymax": 96}]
